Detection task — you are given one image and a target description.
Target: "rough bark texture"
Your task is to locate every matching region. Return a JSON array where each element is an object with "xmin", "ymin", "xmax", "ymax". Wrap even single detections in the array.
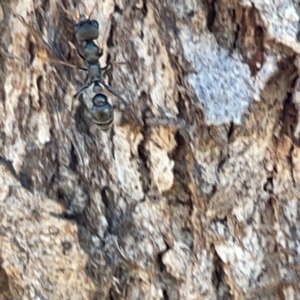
[{"xmin": 1, "ymin": 0, "xmax": 300, "ymax": 299}]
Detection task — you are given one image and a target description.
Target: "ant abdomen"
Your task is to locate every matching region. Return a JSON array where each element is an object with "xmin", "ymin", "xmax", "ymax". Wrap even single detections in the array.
[{"xmin": 91, "ymin": 93, "xmax": 114, "ymax": 131}]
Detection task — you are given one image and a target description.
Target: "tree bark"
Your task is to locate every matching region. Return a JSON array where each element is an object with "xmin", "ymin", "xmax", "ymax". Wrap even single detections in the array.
[{"xmin": 1, "ymin": 0, "xmax": 300, "ymax": 299}]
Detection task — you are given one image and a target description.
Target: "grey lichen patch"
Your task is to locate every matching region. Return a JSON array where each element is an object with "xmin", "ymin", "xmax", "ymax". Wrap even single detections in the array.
[{"xmin": 180, "ymin": 27, "xmax": 255, "ymax": 125}]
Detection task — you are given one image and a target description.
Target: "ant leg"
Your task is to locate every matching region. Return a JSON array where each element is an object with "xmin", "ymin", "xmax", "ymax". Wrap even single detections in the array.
[
  {"xmin": 74, "ymin": 84, "xmax": 90, "ymax": 98},
  {"xmin": 47, "ymin": 59, "xmax": 80, "ymax": 69},
  {"xmin": 88, "ymin": 1, "xmax": 98, "ymax": 19},
  {"xmin": 76, "ymin": 2, "xmax": 91, "ymax": 21},
  {"xmin": 101, "ymin": 63, "xmax": 112, "ymax": 77},
  {"xmin": 102, "ymin": 61, "xmax": 127, "ymax": 71},
  {"xmin": 101, "ymin": 81, "xmax": 127, "ymax": 104},
  {"xmin": 102, "ymin": 60, "xmax": 127, "ymax": 77},
  {"xmin": 79, "ymin": 67, "xmax": 88, "ymax": 71},
  {"xmin": 101, "ymin": 64, "xmax": 111, "ymax": 72},
  {"xmin": 101, "ymin": 81, "xmax": 143, "ymax": 125},
  {"xmin": 77, "ymin": 49, "xmax": 86, "ymax": 61}
]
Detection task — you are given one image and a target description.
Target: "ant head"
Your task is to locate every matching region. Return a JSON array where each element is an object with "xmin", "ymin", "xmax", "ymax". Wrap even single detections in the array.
[{"xmin": 74, "ymin": 19, "xmax": 99, "ymax": 42}]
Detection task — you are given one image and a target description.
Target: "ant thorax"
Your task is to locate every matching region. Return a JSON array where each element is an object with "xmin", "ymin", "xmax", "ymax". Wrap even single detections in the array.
[
  {"xmin": 83, "ymin": 40, "xmax": 102, "ymax": 64},
  {"xmin": 87, "ymin": 63, "xmax": 102, "ymax": 82}
]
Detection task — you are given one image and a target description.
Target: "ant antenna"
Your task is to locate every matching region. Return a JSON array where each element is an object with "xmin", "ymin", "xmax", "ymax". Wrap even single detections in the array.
[
  {"xmin": 101, "ymin": 13, "xmax": 114, "ymax": 50},
  {"xmin": 88, "ymin": 1, "xmax": 98, "ymax": 19},
  {"xmin": 76, "ymin": 1, "xmax": 91, "ymax": 21}
]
